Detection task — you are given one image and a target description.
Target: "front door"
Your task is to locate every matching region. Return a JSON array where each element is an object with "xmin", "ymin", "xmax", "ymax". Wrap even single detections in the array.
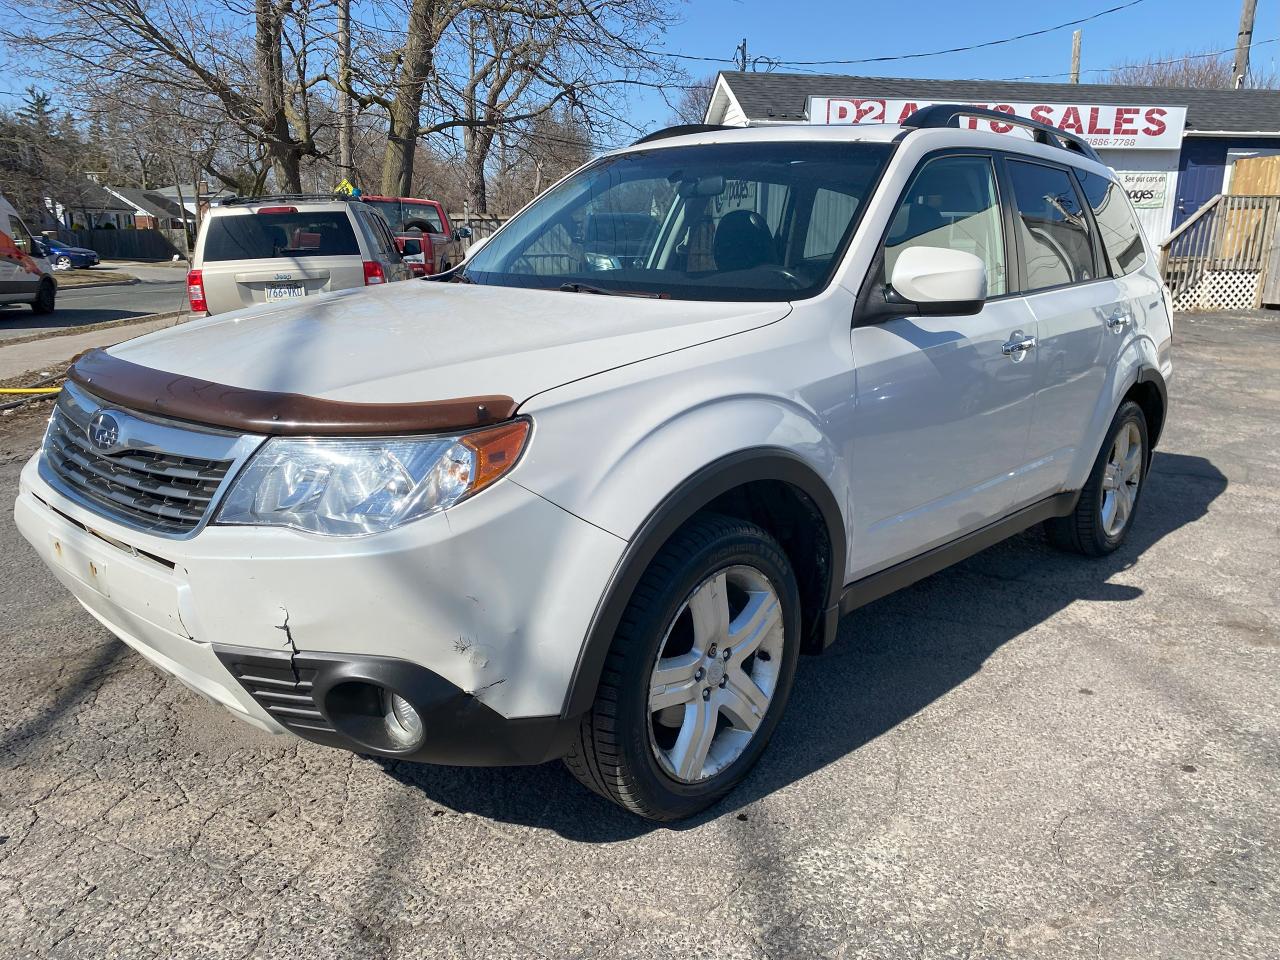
[{"xmin": 848, "ymin": 153, "xmax": 1038, "ymax": 578}]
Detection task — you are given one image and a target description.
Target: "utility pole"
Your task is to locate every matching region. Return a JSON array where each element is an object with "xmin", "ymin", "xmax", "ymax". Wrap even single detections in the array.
[
  {"xmin": 736, "ymin": 38, "xmax": 748, "ymax": 72},
  {"xmin": 1070, "ymin": 29, "xmax": 1081, "ymax": 84},
  {"xmin": 1232, "ymin": 0, "xmax": 1258, "ymax": 88},
  {"xmin": 337, "ymin": 0, "xmax": 353, "ymax": 183}
]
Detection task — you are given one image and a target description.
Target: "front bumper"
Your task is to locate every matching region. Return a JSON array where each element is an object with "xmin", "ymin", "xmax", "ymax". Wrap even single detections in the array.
[{"xmin": 15, "ymin": 452, "xmax": 625, "ymax": 764}]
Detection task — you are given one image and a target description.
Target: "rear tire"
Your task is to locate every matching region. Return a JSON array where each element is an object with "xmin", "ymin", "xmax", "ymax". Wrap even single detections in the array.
[
  {"xmin": 1046, "ymin": 400, "xmax": 1148, "ymax": 556},
  {"xmin": 30, "ymin": 279, "xmax": 55, "ymax": 315},
  {"xmin": 565, "ymin": 514, "xmax": 801, "ymax": 820}
]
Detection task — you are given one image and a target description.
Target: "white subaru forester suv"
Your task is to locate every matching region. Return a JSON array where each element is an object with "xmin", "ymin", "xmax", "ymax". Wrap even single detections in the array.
[{"xmin": 15, "ymin": 106, "xmax": 1172, "ymax": 820}]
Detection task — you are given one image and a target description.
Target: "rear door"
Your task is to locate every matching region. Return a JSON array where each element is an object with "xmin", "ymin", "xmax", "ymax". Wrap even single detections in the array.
[
  {"xmin": 1002, "ymin": 157, "xmax": 1126, "ymax": 500},
  {"xmin": 197, "ymin": 205, "xmax": 366, "ymax": 315},
  {"xmin": 848, "ymin": 152, "xmax": 1040, "ymax": 576}
]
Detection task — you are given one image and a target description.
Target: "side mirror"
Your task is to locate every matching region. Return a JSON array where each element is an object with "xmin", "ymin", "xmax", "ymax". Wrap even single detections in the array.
[
  {"xmin": 887, "ymin": 246, "xmax": 986, "ymax": 315},
  {"xmin": 455, "ymin": 225, "xmax": 472, "ymax": 239},
  {"xmin": 464, "ymin": 234, "xmax": 489, "ymax": 259},
  {"xmin": 32, "ymin": 239, "xmax": 48, "ymax": 257}
]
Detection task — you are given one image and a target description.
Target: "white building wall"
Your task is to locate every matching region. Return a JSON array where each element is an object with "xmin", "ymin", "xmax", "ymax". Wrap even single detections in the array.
[{"xmin": 1098, "ymin": 148, "xmax": 1180, "ymax": 244}]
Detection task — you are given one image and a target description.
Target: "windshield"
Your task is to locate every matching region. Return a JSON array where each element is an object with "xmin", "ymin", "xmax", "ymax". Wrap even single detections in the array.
[
  {"xmin": 362, "ymin": 200, "xmax": 445, "ymax": 234},
  {"xmin": 461, "ymin": 141, "xmax": 891, "ymax": 301}
]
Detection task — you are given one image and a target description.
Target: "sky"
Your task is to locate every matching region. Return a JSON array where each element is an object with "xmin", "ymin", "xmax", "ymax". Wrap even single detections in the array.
[
  {"xmin": 1, "ymin": 0, "xmax": 1275, "ymax": 137},
  {"xmin": 628, "ymin": 0, "xmax": 1280, "ymax": 131}
]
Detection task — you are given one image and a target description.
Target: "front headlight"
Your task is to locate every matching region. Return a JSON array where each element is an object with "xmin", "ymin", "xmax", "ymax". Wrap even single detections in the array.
[{"xmin": 215, "ymin": 419, "xmax": 529, "ymax": 536}]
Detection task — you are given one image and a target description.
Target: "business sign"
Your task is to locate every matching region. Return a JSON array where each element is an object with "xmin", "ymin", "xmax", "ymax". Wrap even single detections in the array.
[
  {"xmin": 807, "ymin": 97, "xmax": 1187, "ymax": 151},
  {"xmin": 1115, "ymin": 171, "xmax": 1169, "ymax": 209}
]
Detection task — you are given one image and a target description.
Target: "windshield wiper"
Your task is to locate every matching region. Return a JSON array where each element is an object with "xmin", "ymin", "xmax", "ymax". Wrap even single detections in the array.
[
  {"xmin": 559, "ymin": 282, "xmax": 665, "ymax": 299},
  {"xmin": 559, "ymin": 281, "xmax": 617, "ymax": 295}
]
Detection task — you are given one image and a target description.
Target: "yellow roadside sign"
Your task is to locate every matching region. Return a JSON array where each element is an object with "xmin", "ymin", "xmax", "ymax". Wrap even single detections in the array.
[{"xmin": 334, "ymin": 178, "xmax": 356, "ymax": 196}]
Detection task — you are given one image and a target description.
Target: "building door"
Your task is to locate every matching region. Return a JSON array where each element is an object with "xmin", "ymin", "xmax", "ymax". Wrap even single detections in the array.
[{"xmin": 1173, "ymin": 140, "xmax": 1226, "ymax": 230}]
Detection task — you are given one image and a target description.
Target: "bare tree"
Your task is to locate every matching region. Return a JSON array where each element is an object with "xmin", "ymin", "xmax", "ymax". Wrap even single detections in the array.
[
  {"xmin": 0, "ymin": 0, "xmax": 327, "ymax": 192},
  {"xmin": 668, "ymin": 74, "xmax": 716, "ymax": 125},
  {"xmin": 1110, "ymin": 47, "xmax": 1278, "ymax": 89},
  {"xmin": 342, "ymin": 0, "xmax": 679, "ymax": 201}
]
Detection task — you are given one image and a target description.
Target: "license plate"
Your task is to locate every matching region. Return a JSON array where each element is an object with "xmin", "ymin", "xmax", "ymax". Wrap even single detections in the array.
[{"xmin": 266, "ymin": 283, "xmax": 306, "ymax": 301}]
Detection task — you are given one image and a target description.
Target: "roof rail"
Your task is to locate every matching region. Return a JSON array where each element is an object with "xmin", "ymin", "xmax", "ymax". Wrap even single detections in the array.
[
  {"xmin": 632, "ymin": 123, "xmax": 733, "ymax": 146},
  {"xmin": 219, "ymin": 193, "xmax": 355, "ymax": 206},
  {"xmin": 900, "ymin": 104, "xmax": 1102, "ymax": 164}
]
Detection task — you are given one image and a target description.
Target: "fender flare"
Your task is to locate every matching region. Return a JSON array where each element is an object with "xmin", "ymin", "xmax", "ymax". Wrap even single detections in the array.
[
  {"xmin": 559, "ymin": 447, "xmax": 846, "ymax": 719},
  {"xmin": 1134, "ymin": 364, "xmax": 1168, "ymax": 449}
]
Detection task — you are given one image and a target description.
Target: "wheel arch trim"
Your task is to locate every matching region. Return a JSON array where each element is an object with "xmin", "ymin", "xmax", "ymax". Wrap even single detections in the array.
[{"xmin": 559, "ymin": 447, "xmax": 846, "ymax": 719}]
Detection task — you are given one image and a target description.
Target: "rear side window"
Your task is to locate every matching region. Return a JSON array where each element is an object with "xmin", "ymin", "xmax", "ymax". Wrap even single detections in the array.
[
  {"xmin": 358, "ymin": 209, "xmax": 399, "ymax": 259},
  {"xmin": 203, "ymin": 211, "xmax": 360, "ymax": 261},
  {"xmin": 1006, "ymin": 160, "xmax": 1096, "ymax": 291},
  {"xmin": 1076, "ymin": 170, "xmax": 1147, "ymax": 276}
]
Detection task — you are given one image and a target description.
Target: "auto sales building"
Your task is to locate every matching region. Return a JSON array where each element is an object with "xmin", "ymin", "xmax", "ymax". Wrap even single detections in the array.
[{"xmin": 703, "ymin": 72, "xmax": 1280, "ymax": 244}]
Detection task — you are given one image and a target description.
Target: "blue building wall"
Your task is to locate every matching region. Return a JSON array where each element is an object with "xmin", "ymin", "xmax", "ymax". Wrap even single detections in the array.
[{"xmin": 1174, "ymin": 137, "xmax": 1280, "ymax": 228}]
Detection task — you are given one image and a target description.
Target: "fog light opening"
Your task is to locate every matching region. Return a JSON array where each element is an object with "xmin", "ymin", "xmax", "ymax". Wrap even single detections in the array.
[
  {"xmin": 325, "ymin": 680, "xmax": 425, "ymax": 753},
  {"xmin": 382, "ymin": 690, "xmax": 424, "ymax": 748}
]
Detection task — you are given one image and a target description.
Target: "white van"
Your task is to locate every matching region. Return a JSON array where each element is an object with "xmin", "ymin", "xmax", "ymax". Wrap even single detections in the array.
[{"xmin": 0, "ymin": 194, "xmax": 57, "ymax": 314}]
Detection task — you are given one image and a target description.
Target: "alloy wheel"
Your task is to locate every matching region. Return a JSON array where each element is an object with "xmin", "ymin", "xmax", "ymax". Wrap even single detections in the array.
[
  {"xmin": 647, "ymin": 564, "xmax": 784, "ymax": 783},
  {"xmin": 1101, "ymin": 421, "xmax": 1142, "ymax": 537}
]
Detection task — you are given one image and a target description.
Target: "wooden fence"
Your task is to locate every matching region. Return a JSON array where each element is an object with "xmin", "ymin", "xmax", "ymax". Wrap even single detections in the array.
[
  {"xmin": 58, "ymin": 228, "xmax": 185, "ymax": 261},
  {"xmin": 1160, "ymin": 194, "xmax": 1280, "ymax": 310}
]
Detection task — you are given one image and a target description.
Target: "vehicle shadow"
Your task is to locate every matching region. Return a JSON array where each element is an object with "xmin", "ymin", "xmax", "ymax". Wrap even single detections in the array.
[
  {"xmin": 378, "ymin": 451, "xmax": 1227, "ymax": 841},
  {"xmin": 0, "ymin": 304, "xmax": 157, "ymax": 333}
]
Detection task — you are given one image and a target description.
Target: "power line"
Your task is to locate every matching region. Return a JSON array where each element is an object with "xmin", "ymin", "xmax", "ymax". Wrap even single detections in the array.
[
  {"xmin": 978, "ymin": 36, "xmax": 1280, "ymax": 82},
  {"xmin": 644, "ymin": 0, "xmax": 1148, "ymax": 68}
]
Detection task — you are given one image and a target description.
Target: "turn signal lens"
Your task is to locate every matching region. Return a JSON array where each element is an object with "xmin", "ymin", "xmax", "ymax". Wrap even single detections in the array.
[{"xmin": 464, "ymin": 419, "xmax": 531, "ymax": 493}]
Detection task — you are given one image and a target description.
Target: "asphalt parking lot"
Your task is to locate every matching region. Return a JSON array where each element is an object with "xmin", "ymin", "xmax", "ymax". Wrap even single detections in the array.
[{"xmin": 1, "ymin": 310, "xmax": 1277, "ymax": 959}]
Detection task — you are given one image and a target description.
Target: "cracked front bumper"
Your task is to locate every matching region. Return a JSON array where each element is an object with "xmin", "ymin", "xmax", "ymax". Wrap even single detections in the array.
[{"xmin": 15, "ymin": 452, "xmax": 627, "ymax": 763}]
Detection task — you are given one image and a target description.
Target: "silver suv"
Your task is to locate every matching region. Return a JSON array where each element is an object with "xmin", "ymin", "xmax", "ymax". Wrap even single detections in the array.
[
  {"xmin": 187, "ymin": 195, "xmax": 411, "ymax": 316},
  {"xmin": 17, "ymin": 108, "xmax": 1172, "ymax": 820}
]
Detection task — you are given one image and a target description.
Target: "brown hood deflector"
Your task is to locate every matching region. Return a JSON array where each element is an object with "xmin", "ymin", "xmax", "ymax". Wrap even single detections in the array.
[{"xmin": 69, "ymin": 349, "xmax": 519, "ymax": 436}]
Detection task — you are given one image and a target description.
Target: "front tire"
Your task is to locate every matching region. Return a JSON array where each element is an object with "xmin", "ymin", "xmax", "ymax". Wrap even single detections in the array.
[
  {"xmin": 565, "ymin": 514, "xmax": 801, "ymax": 820},
  {"xmin": 1046, "ymin": 400, "xmax": 1148, "ymax": 556},
  {"xmin": 30, "ymin": 279, "xmax": 55, "ymax": 315}
]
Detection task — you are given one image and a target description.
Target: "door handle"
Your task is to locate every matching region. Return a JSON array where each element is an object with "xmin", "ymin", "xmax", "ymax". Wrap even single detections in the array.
[
  {"xmin": 1107, "ymin": 310, "xmax": 1132, "ymax": 330},
  {"xmin": 1002, "ymin": 334, "xmax": 1037, "ymax": 358}
]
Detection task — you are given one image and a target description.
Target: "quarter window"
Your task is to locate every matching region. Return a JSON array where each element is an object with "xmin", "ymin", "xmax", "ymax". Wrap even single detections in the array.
[
  {"xmin": 1007, "ymin": 160, "xmax": 1095, "ymax": 291},
  {"xmin": 1076, "ymin": 170, "xmax": 1147, "ymax": 276},
  {"xmin": 883, "ymin": 155, "xmax": 1007, "ymax": 297}
]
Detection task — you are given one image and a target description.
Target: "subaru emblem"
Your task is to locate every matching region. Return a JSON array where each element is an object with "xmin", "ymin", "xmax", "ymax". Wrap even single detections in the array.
[{"xmin": 88, "ymin": 411, "xmax": 121, "ymax": 451}]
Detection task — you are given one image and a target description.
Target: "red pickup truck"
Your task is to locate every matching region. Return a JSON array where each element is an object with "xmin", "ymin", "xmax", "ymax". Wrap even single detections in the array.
[{"xmin": 359, "ymin": 196, "xmax": 471, "ymax": 274}]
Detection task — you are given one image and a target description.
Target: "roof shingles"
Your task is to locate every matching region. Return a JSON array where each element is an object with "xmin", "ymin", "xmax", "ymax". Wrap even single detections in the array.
[{"xmin": 720, "ymin": 71, "xmax": 1280, "ymax": 133}]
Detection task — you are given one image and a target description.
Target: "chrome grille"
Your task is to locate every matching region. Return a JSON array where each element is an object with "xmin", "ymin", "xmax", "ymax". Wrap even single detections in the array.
[{"xmin": 41, "ymin": 383, "xmax": 258, "ymax": 536}]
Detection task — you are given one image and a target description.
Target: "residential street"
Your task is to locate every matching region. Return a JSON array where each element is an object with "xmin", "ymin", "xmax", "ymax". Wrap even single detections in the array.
[
  {"xmin": 0, "ymin": 269, "xmax": 185, "ymax": 342},
  {"xmin": 0, "ymin": 310, "xmax": 1276, "ymax": 959}
]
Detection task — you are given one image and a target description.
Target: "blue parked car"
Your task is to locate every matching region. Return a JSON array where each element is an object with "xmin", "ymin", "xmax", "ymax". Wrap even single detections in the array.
[{"xmin": 35, "ymin": 237, "xmax": 100, "ymax": 270}]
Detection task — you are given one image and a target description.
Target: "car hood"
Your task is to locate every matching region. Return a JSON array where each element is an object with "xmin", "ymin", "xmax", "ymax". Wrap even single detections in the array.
[
  {"xmin": 53, "ymin": 246, "xmax": 95, "ymax": 255},
  {"xmin": 106, "ymin": 280, "xmax": 790, "ymax": 407}
]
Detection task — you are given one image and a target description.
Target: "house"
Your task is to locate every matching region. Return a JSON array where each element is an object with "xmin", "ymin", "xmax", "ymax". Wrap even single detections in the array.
[
  {"xmin": 52, "ymin": 179, "xmax": 138, "ymax": 230},
  {"xmin": 102, "ymin": 187, "xmax": 190, "ymax": 230},
  {"xmin": 151, "ymin": 183, "xmax": 234, "ymax": 220}
]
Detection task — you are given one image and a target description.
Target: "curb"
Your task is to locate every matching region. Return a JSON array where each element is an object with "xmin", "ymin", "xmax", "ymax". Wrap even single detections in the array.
[
  {"xmin": 0, "ymin": 310, "xmax": 188, "ymax": 349},
  {"xmin": 56, "ymin": 277, "xmax": 142, "ymax": 290}
]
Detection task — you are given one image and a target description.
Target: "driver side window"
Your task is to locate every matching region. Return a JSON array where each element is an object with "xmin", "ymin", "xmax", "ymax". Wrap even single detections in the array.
[
  {"xmin": 883, "ymin": 155, "xmax": 1007, "ymax": 296},
  {"xmin": 8, "ymin": 216, "xmax": 32, "ymax": 254}
]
